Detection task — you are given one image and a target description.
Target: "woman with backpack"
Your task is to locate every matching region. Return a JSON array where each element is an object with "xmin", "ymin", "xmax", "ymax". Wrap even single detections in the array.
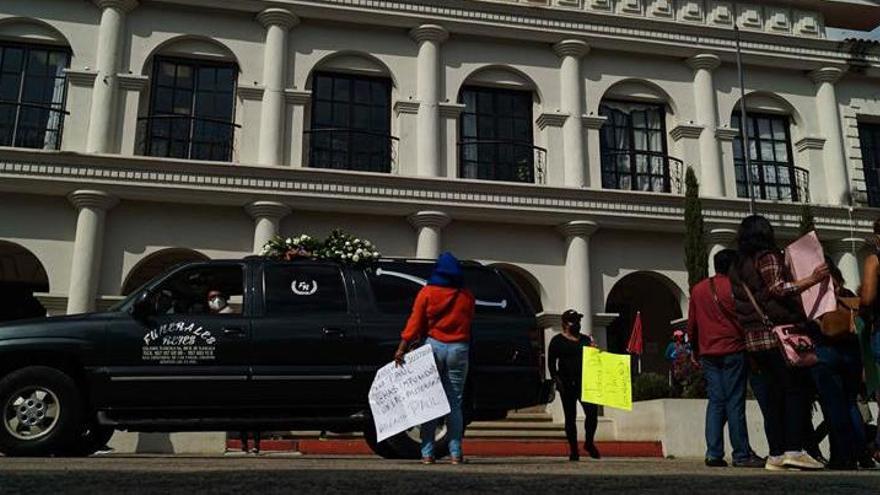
[
  {"xmin": 730, "ymin": 215, "xmax": 828, "ymax": 471},
  {"xmin": 394, "ymin": 252, "xmax": 476, "ymax": 465}
]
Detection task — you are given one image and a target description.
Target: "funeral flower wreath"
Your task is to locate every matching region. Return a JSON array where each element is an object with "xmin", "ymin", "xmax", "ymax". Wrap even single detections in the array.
[{"xmin": 259, "ymin": 230, "xmax": 381, "ymax": 267}]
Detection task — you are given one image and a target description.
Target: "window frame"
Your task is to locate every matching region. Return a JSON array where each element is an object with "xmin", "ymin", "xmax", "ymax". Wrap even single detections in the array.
[
  {"xmin": 147, "ymin": 262, "xmax": 247, "ymax": 317},
  {"xmin": 858, "ymin": 121, "xmax": 880, "ymax": 208},
  {"xmin": 0, "ymin": 40, "xmax": 71, "ymax": 150},
  {"xmin": 598, "ymin": 99, "xmax": 671, "ymax": 193},
  {"xmin": 732, "ymin": 112, "xmax": 798, "ymax": 202},
  {"xmin": 143, "ymin": 55, "xmax": 239, "ymax": 162}
]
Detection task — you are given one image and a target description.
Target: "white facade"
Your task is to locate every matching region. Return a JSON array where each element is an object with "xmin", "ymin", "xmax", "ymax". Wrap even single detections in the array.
[{"xmin": 2, "ymin": 1, "xmax": 880, "ymax": 421}]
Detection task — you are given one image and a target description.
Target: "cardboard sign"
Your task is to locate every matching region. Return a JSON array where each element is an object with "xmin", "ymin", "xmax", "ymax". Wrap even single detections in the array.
[
  {"xmin": 785, "ymin": 231, "xmax": 836, "ymax": 320},
  {"xmin": 581, "ymin": 347, "xmax": 633, "ymax": 411},
  {"xmin": 368, "ymin": 344, "xmax": 451, "ymax": 442}
]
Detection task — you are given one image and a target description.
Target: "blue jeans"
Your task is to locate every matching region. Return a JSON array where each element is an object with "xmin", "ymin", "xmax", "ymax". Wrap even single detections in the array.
[
  {"xmin": 421, "ymin": 338, "xmax": 469, "ymax": 459},
  {"xmin": 810, "ymin": 342, "xmax": 866, "ymax": 466},
  {"xmin": 702, "ymin": 352, "xmax": 750, "ymax": 461}
]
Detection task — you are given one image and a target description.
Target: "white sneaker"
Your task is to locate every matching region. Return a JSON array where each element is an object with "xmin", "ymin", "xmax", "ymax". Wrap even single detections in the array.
[
  {"xmin": 782, "ymin": 451, "xmax": 824, "ymax": 470},
  {"xmin": 765, "ymin": 455, "xmax": 787, "ymax": 471}
]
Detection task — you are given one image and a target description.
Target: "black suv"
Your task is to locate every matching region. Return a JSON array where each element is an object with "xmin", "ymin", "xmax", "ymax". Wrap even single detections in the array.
[{"xmin": 0, "ymin": 257, "xmax": 552, "ymax": 458}]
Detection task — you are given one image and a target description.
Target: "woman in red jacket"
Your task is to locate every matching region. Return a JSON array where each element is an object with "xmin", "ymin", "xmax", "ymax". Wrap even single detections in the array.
[{"xmin": 394, "ymin": 252, "xmax": 476, "ymax": 465}]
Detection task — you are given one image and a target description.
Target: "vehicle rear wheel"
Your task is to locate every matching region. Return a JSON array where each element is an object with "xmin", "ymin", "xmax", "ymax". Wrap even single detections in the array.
[
  {"xmin": 0, "ymin": 366, "xmax": 83, "ymax": 457},
  {"xmin": 363, "ymin": 420, "xmax": 401, "ymax": 459},
  {"xmin": 384, "ymin": 420, "xmax": 450, "ymax": 460},
  {"xmin": 61, "ymin": 423, "xmax": 115, "ymax": 457}
]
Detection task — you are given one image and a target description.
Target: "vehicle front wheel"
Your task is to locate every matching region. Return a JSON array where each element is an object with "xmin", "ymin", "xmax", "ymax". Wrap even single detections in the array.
[{"xmin": 0, "ymin": 366, "xmax": 83, "ymax": 457}]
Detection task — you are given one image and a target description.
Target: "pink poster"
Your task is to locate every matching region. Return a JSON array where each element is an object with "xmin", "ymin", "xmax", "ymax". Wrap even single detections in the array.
[{"xmin": 784, "ymin": 231, "xmax": 836, "ymax": 320}]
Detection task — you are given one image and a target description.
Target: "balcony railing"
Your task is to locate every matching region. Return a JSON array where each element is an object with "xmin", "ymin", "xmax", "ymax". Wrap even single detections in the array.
[
  {"xmin": 136, "ymin": 114, "xmax": 239, "ymax": 163},
  {"xmin": 305, "ymin": 128, "xmax": 399, "ymax": 173},
  {"xmin": 601, "ymin": 150, "xmax": 684, "ymax": 194},
  {"xmin": 736, "ymin": 161, "xmax": 810, "ymax": 203},
  {"xmin": 0, "ymin": 101, "xmax": 68, "ymax": 151},
  {"xmin": 458, "ymin": 139, "xmax": 547, "ymax": 184}
]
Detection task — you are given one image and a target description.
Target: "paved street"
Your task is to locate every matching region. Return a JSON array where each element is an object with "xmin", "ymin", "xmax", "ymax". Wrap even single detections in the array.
[{"xmin": 1, "ymin": 456, "xmax": 879, "ymax": 494}]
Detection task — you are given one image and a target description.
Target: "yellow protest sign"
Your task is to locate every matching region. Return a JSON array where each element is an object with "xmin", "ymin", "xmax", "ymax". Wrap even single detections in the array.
[{"xmin": 580, "ymin": 347, "xmax": 632, "ymax": 411}]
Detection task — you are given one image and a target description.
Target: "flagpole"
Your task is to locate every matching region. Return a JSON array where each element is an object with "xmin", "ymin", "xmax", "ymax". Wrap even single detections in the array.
[{"xmin": 734, "ymin": 12, "xmax": 755, "ymax": 215}]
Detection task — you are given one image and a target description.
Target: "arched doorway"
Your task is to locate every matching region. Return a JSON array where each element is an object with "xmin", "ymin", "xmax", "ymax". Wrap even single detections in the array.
[
  {"xmin": 605, "ymin": 272, "xmax": 683, "ymax": 375},
  {"xmin": 492, "ymin": 263, "xmax": 544, "ymax": 315},
  {"xmin": 122, "ymin": 248, "xmax": 209, "ymax": 295},
  {"xmin": 0, "ymin": 241, "xmax": 49, "ymax": 322}
]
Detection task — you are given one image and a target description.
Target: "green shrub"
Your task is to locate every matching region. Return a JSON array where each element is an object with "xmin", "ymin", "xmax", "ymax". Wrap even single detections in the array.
[
  {"xmin": 681, "ymin": 368, "xmax": 707, "ymax": 399},
  {"xmin": 632, "ymin": 372, "xmax": 671, "ymax": 402}
]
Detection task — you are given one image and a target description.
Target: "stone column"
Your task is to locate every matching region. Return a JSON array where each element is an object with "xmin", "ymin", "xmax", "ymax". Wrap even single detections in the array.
[
  {"xmin": 245, "ymin": 201, "xmax": 291, "ymax": 254},
  {"xmin": 87, "ymin": 0, "xmax": 137, "ymax": 154},
  {"xmin": 411, "ymin": 25, "xmax": 449, "ymax": 178},
  {"xmin": 828, "ymin": 238, "xmax": 867, "ymax": 291},
  {"xmin": 256, "ymin": 8, "xmax": 299, "ymax": 166},
  {"xmin": 67, "ymin": 190, "xmax": 118, "ymax": 314},
  {"xmin": 409, "ymin": 211, "xmax": 451, "ymax": 259},
  {"xmin": 591, "ymin": 312, "xmax": 619, "ymax": 352},
  {"xmin": 707, "ymin": 228, "xmax": 738, "ymax": 276},
  {"xmin": 809, "ymin": 67, "xmax": 850, "ymax": 205},
  {"xmin": 559, "ymin": 220, "xmax": 599, "ymax": 319},
  {"xmin": 554, "ymin": 40, "xmax": 590, "ymax": 188},
  {"xmin": 687, "ymin": 54, "xmax": 724, "ymax": 197}
]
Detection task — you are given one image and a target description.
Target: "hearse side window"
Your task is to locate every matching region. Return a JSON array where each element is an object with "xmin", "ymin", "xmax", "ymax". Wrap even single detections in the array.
[
  {"xmin": 463, "ymin": 268, "xmax": 521, "ymax": 315},
  {"xmin": 152, "ymin": 265, "xmax": 244, "ymax": 316},
  {"xmin": 264, "ymin": 264, "xmax": 348, "ymax": 314}
]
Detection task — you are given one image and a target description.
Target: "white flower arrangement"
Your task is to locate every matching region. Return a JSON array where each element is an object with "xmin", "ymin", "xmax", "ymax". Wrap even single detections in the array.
[{"xmin": 259, "ymin": 230, "xmax": 381, "ymax": 266}]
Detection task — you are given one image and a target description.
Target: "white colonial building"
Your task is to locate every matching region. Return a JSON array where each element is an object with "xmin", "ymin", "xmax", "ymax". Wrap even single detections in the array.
[{"xmin": 2, "ymin": 0, "xmax": 880, "ymax": 398}]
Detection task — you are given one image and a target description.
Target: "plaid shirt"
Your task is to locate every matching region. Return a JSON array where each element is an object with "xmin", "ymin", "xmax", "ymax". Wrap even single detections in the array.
[{"xmin": 743, "ymin": 252, "xmax": 797, "ymax": 352}]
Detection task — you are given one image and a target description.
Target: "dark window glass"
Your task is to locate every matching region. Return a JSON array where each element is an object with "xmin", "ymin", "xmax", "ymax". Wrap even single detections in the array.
[
  {"xmin": 264, "ymin": 264, "xmax": 348, "ymax": 315},
  {"xmin": 599, "ymin": 101, "xmax": 670, "ymax": 192},
  {"xmin": 732, "ymin": 113, "xmax": 798, "ymax": 201},
  {"xmin": 152, "ymin": 265, "xmax": 244, "ymax": 316},
  {"xmin": 144, "ymin": 57, "xmax": 237, "ymax": 162},
  {"xmin": 367, "ymin": 262, "xmax": 521, "ymax": 315},
  {"xmin": 859, "ymin": 122, "xmax": 880, "ymax": 207},
  {"xmin": 309, "ymin": 72, "xmax": 392, "ymax": 173},
  {"xmin": 0, "ymin": 42, "xmax": 69, "ymax": 150},
  {"xmin": 459, "ymin": 86, "xmax": 535, "ymax": 183}
]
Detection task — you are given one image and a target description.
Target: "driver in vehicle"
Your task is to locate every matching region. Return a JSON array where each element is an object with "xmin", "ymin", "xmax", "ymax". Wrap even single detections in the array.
[{"xmin": 207, "ymin": 290, "xmax": 234, "ymax": 314}]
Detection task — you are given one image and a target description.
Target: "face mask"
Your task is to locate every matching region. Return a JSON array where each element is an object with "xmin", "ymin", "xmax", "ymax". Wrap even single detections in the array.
[
  {"xmin": 208, "ymin": 296, "xmax": 227, "ymax": 311},
  {"xmin": 568, "ymin": 322, "xmax": 581, "ymax": 333}
]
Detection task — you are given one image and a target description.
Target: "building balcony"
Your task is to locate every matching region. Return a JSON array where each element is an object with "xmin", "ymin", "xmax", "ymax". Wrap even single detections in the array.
[
  {"xmin": 304, "ymin": 128, "xmax": 399, "ymax": 174},
  {"xmin": 458, "ymin": 139, "xmax": 547, "ymax": 184},
  {"xmin": 736, "ymin": 162, "xmax": 810, "ymax": 203},
  {"xmin": 136, "ymin": 115, "xmax": 240, "ymax": 163},
  {"xmin": 601, "ymin": 150, "xmax": 684, "ymax": 195},
  {"xmin": 0, "ymin": 101, "xmax": 68, "ymax": 151}
]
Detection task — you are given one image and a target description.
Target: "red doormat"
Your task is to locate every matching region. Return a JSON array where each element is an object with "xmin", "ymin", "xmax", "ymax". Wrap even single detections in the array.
[{"xmin": 226, "ymin": 439, "xmax": 663, "ymax": 458}]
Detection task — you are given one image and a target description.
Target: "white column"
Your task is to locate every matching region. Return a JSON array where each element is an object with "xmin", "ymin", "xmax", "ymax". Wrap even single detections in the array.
[
  {"xmin": 554, "ymin": 40, "xmax": 590, "ymax": 188},
  {"xmin": 256, "ymin": 8, "xmax": 299, "ymax": 166},
  {"xmin": 87, "ymin": 0, "xmax": 137, "ymax": 154},
  {"xmin": 411, "ymin": 25, "xmax": 449, "ymax": 178},
  {"xmin": 67, "ymin": 190, "xmax": 118, "ymax": 314},
  {"xmin": 707, "ymin": 228, "xmax": 738, "ymax": 276},
  {"xmin": 687, "ymin": 54, "xmax": 724, "ymax": 197},
  {"xmin": 559, "ymin": 220, "xmax": 598, "ymax": 318},
  {"xmin": 809, "ymin": 67, "xmax": 850, "ymax": 205},
  {"xmin": 245, "ymin": 201, "xmax": 291, "ymax": 254},
  {"xmin": 409, "ymin": 211, "xmax": 451, "ymax": 259},
  {"xmin": 828, "ymin": 238, "xmax": 868, "ymax": 291}
]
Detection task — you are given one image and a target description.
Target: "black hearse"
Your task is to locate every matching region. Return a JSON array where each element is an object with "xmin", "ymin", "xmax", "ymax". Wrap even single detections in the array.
[{"xmin": 0, "ymin": 257, "xmax": 552, "ymax": 458}]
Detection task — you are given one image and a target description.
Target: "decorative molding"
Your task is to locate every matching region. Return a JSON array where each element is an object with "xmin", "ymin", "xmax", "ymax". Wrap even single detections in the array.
[
  {"xmin": 93, "ymin": 0, "xmax": 138, "ymax": 12},
  {"xmin": 537, "ymin": 311, "xmax": 562, "ymax": 330},
  {"xmin": 686, "ymin": 54, "xmax": 721, "ymax": 72},
  {"xmin": 116, "ymin": 73, "xmax": 149, "ymax": 91},
  {"xmin": 581, "ymin": 114, "xmax": 608, "ymax": 130},
  {"xmin": 67, "ymin": 189, "xmax": 118, "ymax": 211},
  {"xmin": 284, "ymin": 89, "xmax": 312, "ymax": 105},
  {"xmin": 244, "ymin": 200, "xmax": 291, "ymax": 221},
  {"xmin": 794, "ymin": 136, "xmax": 826, "ymax": 152},
  {"xmin": 63, "ymin": 69, "xmax": 98, "ymax": 87},
  {"xmin": 678, "ymin": 1, "xmax": 704, "ymax": 23},
  {"xmin": 237, "ymin": 85, "xmax": 265, "ymax": 101},
  {"xmin": 553, "ymin": 39, "xmax": 590, "ymax": 58},
  {"xmin": 707, "ymin": 2, "xmax": 734, "ymax": 27},
  {"xmin": 408, "ymin": 210, "xmax": 451, "ymax": 229},
  {"xmin": 809, "ymin": 67, "xmax": 845, "ymax": 84},
  {"xmin": 715, "ymin": 127, "xmax": 741, "ymax": 141},
  {"xmin": 669, "ymin": 124, "xmax": 704, "ymax": 141},
  {"xmin": 706, "ymin": 227, "xmax": 738, "ymax": 246},
  {"xmin": 559, "ymin": 220, "xmax": 599, "ymax": 238},
  {"xmin": 537, "ymin": 112, "xmax": 569, "ymax": 130},
  {"xmin": 592, "ymin": 312, "xmax": 620, "ymax": 328},
  {"xmin": 439, "ymin": 102, "xmax": 467, "ymax": 118},
  {"xmin": 410, "ymin": 24, "xmax": 449, "ymax": 44},
  {"xmin": 394, "ymin": 100, "xmax": 421, "ymax": 116},
  {"xmin": 256, "ymin": 8, "xmax": 299, "ymax": 30},
  {"xmin": 826, "ymin": 237, "xmax": 870, "ymax": 254}
]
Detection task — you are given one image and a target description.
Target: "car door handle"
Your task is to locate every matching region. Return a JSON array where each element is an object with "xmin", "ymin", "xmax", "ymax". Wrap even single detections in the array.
[
  {"xmin": 322, "ymin": 327, "xmax": 345, "ymax": 338},
  {"xmin": 223, "ymin": 327, "xmax": 246, "ymax": 337}
]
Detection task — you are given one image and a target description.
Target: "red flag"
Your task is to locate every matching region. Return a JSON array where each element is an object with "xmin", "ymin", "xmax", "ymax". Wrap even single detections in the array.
[{"xmin": 626, "ymin": 311, "xmax": 644, "ymax": 355}]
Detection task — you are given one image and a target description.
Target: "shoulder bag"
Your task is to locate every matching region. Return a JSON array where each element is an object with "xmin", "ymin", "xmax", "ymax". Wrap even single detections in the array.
[{"xmin": 740, "ymin": 282, "xmax": 818, "ymax": 367}]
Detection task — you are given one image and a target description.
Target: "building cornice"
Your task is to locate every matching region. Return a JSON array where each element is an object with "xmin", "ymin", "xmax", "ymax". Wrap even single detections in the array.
[
  {"xmin": 439, "ymin": 102, "xmax": 467, "ymax": 118},
  {"xmin": 284, "ymin": 89, "xmax": 312, "ymax": 105},
  {"xmin": 536, "ymin": 112, "xmax": 569, "ymax": 130},
  {"xmin": 715, "ymin": 127, "xmax": 741, "ymax": 141},
  {"xmin": 237, "ymin": 85, "xmax": 265, "ymax": 101},
  {"xmin": 394, "ymin": 100, "xmax": 421, "ymax": 116},
  {"xmin": 669, "ymin": 123, "xmax": 705, "ymax": 142},
  {"xmin": 581, "ymin": 114, "xmax": 608, "ymax": 130},
  {"xmin": 117, "ymin": 73, "xmax": 149, "ymax": 91},
  {"xmin": 795, "ymin": 136, "xmax": 827, "ymax": 152},
  {"xmin": 63, "ymin": 69, "xmax": 98, "ymax": 87}
]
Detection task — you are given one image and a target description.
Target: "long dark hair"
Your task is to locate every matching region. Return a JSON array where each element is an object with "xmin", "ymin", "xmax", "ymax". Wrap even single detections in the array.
[{"xmin": 736, "ymin": 215, "xmax": 778, "ymax": 258}]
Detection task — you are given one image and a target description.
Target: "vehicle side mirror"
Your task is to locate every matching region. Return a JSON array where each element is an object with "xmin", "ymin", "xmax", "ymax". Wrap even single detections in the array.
[{"xmin": 131, "ymin": 290, "xmax": 154, "ymax": 320}]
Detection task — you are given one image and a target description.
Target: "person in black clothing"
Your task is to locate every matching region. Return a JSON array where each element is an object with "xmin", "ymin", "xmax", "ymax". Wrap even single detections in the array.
[{"xmin": 548, "ymin": 309, "xmax": 600, "ymax": 461}]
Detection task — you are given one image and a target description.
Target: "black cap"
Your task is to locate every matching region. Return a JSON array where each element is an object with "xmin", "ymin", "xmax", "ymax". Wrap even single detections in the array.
[{"xmin": 561, "ymin": 309, "xmax": 583, "ymax": 323}]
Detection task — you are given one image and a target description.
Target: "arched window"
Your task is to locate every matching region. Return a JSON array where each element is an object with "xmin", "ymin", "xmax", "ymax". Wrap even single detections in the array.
[
  {"xmin": 0, "ymin": 240, "xmax": 49, "ymax": 322},
  {"xmin": 122, "ymin": 248, "xmax": 209, "ymax": 295}
]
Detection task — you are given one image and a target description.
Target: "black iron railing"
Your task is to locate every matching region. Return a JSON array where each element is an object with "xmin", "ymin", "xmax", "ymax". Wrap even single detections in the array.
[
  {"xmin": 601, "ymin": 150, "xmax": 684, "ymax": 194},
  {"xmin": 736, "ymin": 161, "xmax": 810, "ymax": 203},
  {"xmin": 0, "ymin": 100, "xmax": 68, "ymax": 150},
  {"xmin": 305, "ymin": 128, "xmax": 398, "ymax": 173},
  {"xmin": 137, "ymin": 114, "xmax": 239, "ymax": 162},
  {"xmin": 458, "ymin": 139, "xmax": 547, "ymax": 184}
]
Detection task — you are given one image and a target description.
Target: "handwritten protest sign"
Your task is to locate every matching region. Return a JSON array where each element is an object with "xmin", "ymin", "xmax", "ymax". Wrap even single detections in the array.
[
  {"xmin": 368, "ymin": 344, "xmax": 451, "ymax": 442},
  {"xmin": 785, "ymin": 231, "xmax": 836, "ymax": 320},
  {"xmin": 581, "ymin": 347, "xmax": 632, "ymax": 411}
]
